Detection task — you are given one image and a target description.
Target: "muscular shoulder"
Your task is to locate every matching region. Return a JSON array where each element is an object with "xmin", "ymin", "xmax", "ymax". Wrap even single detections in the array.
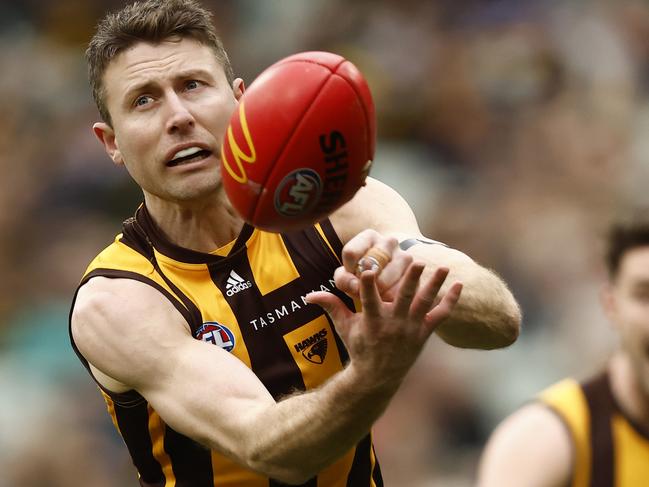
[
  {"xmin": 71, "ymin": 277, "xmax": 191, "ymax": 391},
  {"xmin": 330, "ymin": 177, "xmax": 421, "ymax": 244},
  {"xmin": 72, "ymin": 276, "xmax": 178, "ymax": 334},
  {"xmin": 477, "ymin": 402, "xmax": 572, "ymax": 487}
]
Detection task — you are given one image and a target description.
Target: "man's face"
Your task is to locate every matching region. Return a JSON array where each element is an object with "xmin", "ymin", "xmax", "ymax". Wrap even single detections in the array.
[
  {"xmin": 95, "ymin": 37, "xmax": 243, "ymax": 203},
  {"xmin": 604, "ymin": 246, "xmax": 649, "ymax": 396}
]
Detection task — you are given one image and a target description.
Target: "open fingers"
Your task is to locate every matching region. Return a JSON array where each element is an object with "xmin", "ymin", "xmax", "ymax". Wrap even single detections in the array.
[
  {"xmin": 305, "ymin": 291, "xmax": 355, "ymax": 338},
  {"xmin": 392, "ymin": 262, "xmax": 426, "ymax": 317},
  {"xmin": 421, "ymin": 282, "xmax": 463, "ymax": 337},
  {"xmin": 409, "ymin": 267, "xmax": 450, "ymax": 321},
  {"xmin": 375, "ymin": 251, "xmax": 413, "ymax": 299},
  {"xmin": 359, "ymin": 269, "xmax": 382, "ymax": 321}
]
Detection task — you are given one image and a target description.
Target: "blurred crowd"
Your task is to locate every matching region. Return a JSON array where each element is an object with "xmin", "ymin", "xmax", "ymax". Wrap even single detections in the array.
[{"xmin": 2, "ymin": 0, "xmax": 648, "ymax": 485}]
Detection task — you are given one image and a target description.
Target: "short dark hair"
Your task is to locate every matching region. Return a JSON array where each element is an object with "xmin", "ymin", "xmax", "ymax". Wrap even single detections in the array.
[
  {"xmin": 87, "ymin": 0, "xmax": 234, "ymax": 125},
  {"xmin": 605, "ymin": 216, "xmax": 649, "ymax": 279}
]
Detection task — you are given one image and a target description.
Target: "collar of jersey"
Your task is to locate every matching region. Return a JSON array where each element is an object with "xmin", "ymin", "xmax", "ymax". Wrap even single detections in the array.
[{"xmin": 136, "ymin": 204, "xmax": 256, "ymax": 265}]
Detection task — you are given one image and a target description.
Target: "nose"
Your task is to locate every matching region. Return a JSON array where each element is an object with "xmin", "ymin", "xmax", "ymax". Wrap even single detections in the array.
[{"xmin": 165, "ymin": 91, "xmax": 195, "ymax": 134}]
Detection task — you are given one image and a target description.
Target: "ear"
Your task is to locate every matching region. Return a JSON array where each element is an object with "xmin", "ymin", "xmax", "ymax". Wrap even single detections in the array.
[
  {"xmin": 93, "ymin": 122, "xmax": 124, "ymax": 166},
  {"xmin": 233, "ymin": 78, "xmax": 245, "ymax": 101},
  {"xmin": 600, "ymin": 283, "xmax": 619, "ymax": 330}
]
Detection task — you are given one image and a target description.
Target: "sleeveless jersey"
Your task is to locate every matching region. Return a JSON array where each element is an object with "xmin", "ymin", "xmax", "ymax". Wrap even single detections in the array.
[
  {"xmin": 69, "ymin": 205, "xmax": 383, "ymax": 487},
  {"xmin": 539, "ymin": 371, "xmax": 649, "ymax": 487}
]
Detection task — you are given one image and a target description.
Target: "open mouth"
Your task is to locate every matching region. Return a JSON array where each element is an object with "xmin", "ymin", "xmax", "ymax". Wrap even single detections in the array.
[{"xmin": 167, "ymin": 147, "xmax": 212, "ymax": 167}]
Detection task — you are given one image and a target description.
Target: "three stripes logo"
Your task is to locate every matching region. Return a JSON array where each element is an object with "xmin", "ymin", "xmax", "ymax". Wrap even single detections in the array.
[{"xmin": 225, "ymin": 270, "xmax": 252, "ymax": 297}]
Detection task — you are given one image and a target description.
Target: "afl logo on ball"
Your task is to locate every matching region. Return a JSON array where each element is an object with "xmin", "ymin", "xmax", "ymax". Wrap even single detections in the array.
[
  {"xmin": 274, "ymin": 168, "xmax": 323, "ymax": 217},
  {"xmin": 195, "ymin": 322, "xmax": 236, "ymax": 352}
]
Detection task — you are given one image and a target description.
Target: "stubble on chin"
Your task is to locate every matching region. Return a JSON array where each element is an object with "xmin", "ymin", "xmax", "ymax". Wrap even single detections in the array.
[{"xmin": 168, "ymin": 173, "xmax": 224, "ymax": 203}]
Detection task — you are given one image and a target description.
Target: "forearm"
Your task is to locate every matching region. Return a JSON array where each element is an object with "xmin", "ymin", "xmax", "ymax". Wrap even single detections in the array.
[
  {"xmin": 437, "ymin": 263, "xmax": 520, "ymax": 349},
  {"xmin": 412, "ymin": 246, "xmax": 521, "ymax": 349},
  {"xmin": 243, "ymin": 364, "xmax": 397, "ymax": 483}
]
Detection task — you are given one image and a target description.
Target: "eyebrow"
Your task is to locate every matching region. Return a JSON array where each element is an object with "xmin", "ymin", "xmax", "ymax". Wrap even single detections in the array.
[
  {"xmin": 122, "ymin": 81, "xmax": 157, "ymax": 105},
  {"xmin": 121, "ymin": 68, "xmax": 216, "ymax": 105},
  {"xmin": 630, "ymin": 279, "xmax": 649, "ymax": 289}
]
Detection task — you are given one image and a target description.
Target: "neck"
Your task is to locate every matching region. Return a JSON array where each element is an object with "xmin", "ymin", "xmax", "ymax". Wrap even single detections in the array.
[
  {"xmin": 609, "ymin": 352, "xmax": 649, "ymax": 426},
  {"xmin": 143, "ymin": 190, "xmax": 244, "ymax": 253}
]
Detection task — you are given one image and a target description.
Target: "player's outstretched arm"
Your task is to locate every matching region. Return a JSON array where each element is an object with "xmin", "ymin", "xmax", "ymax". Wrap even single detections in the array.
[
  {"xmin": 71, "ymin": 265, "xmax": 459, "ymax": 484},
  {"xmin": 476, "ymin": 403, "xmax": 572, "ymax": 487},
  {"xmin": 330, "ymin": 177, "xmax": 521, "ymax": 349}
]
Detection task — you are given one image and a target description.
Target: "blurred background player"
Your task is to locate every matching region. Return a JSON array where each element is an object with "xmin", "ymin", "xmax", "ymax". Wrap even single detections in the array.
[
  {"xmin": 477, "ymin": 215, "xmax": 649, "ymax": 487},
  {"xmin": 68, "ymin": 0, "xmax": 520, "ymax": 486}
]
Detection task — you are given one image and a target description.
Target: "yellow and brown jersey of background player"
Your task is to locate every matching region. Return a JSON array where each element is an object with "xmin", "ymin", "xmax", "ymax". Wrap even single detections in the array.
[
  {"xmin": 69, "ymin": 205, "xmax": 383, "ymax": 487},
  {"xmin": 540, "ymin": 372, "xmax": 649, "ymax": 487}
]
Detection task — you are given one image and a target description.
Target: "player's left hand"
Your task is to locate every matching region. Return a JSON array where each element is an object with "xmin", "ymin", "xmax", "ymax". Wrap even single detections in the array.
[{"xmin": 335, "ymin": 229, "xmax": 413, "ymax": 301}]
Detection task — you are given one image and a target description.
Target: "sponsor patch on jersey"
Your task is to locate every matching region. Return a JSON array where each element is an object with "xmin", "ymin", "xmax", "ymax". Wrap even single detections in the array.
[
  {"xmin": 283, "ymin": 318, "xmax": 344, "ymax": 390},
  {"xmin": 225, "ymin": 270, "xmax": 252, "ymax": 296},
  {"xmin": 195, "ymin": 322, "xmax": 236, "ymax": 352},
  {"xmin": 274, "ymin": 168, "xmax": 323, "ymax": 217},
  {"xmin": 293, "ymin": 328, "xmax": 328, "ymax": 364}
]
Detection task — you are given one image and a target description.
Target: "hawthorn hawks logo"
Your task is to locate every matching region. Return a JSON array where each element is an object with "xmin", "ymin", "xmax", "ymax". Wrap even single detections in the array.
[
  {"xmin": 195, "ymin": 322, "xmax": 236, "ymax": 352},
  {"xmin": 293, "ymin": 328, "xmax": 328, "ymax": 364},
  {"xmin": 274, "ymin": 168, "xmax": 323, "ymax": 217},
  {"xmin": 304, "ymin": 339, "xmax": 328, "ymax": 364}
]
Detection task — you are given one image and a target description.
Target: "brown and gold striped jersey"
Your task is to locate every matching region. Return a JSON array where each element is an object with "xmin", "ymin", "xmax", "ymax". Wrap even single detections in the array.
[
  {"xmin": 69, "ymin": 205, "xmax": 383, "ymax": 487},
  {"xmin": 539, "ymin": 372, "xmax": 649, "ymax": 487}
]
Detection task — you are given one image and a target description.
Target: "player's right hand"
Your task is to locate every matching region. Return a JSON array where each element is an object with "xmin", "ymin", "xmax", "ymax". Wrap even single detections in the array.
[{"xmin": 305, "ymin": 262, "xmax": 462, "ymax": 386}]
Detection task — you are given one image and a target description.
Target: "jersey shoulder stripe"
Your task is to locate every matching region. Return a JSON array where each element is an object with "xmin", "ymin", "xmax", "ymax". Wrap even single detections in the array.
[
  {"xmin": 539, "ymin": 378, "xmax": 591, "ymax": 487},
  {"xmin": 538, "ymin": 372, "xmax": 649, "ymax": 487}
]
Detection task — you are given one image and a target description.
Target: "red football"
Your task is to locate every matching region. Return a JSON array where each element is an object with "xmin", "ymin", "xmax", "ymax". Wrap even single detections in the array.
[{"xmin": 220, "ymin": 51, "xmax": 376, "ymax": 233}]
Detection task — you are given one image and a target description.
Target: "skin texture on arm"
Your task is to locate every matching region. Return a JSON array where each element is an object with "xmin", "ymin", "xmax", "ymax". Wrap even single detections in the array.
[
  {"xmin": 330, "ymin": 177, "xmax": 521, "ymax": 349},
  {"xmin": 476, "ymin": 403, "xmax": 573, "ymax": 487},
  {"xmin": 71, "ymin": 262, "xmax": 460, "ymax": 484}
]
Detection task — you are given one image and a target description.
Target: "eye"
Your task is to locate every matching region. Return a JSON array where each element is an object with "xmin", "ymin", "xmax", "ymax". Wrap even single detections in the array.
[
  {"xmin": 185, "ymin": 80, "xmax": 202, "ymax": 90},
  {"xmin": 631, "ymin": 288, "xmax": 649, "ymax": 303},
  {"xmin": 134, "ymin": 95, "xmax": 153, "ymax": 107}
]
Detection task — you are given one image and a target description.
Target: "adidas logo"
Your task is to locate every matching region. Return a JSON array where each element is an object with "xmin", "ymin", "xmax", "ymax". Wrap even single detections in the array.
[{"xmin": 225, "ymin": 270, "xmax": 252, "ymax": 297}]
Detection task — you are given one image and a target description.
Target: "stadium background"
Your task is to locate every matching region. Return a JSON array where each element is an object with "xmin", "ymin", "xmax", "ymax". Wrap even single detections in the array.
[{"xmin": 0, "ymin": 0, "xmax": 646, "ymax": 485}]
